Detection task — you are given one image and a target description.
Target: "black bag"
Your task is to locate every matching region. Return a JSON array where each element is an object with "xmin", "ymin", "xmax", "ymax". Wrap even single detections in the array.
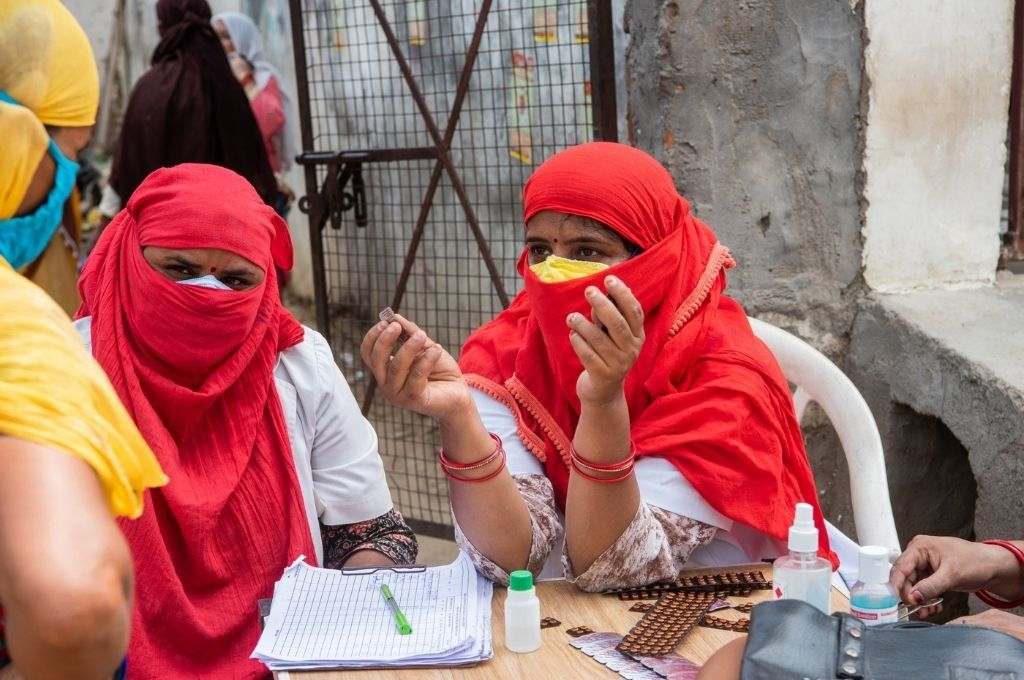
[{"xmin": 741, "ymin": 599, "xmax": 1024, "ymax": 679}]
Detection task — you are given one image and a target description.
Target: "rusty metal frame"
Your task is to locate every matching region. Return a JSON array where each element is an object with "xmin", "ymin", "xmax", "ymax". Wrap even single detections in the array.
[
  {"xmin": 289, "ymin": 0, "xmax": 619, "ymax": 342},
  {"xmin": 1007, "ymin": 0, "xmax": 1024, "ymax": 259},
  {"xmin": 587, "ymin": 0, "xmax": 618, "ymax": 142}
]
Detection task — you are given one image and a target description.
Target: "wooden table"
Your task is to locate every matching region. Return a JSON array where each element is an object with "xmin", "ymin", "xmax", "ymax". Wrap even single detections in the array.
[{"xmin": 277, "ymin": 565, "xmax": 849, "ymax": 680}]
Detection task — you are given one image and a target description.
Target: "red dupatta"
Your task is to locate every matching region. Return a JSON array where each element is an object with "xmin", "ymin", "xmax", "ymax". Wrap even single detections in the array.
[
  {"xmin": 78, "ymin": 164, "xmax": 314, "ymax": 679},
  {"xmin": 460, "ymin": 143, "xmax": 834, "ymax": 562}
]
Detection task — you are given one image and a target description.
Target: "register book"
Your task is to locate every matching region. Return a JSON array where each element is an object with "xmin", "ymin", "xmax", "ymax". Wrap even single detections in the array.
[{"xmin": 252, "ymin": 551, "xmax": 493, "ymax": 671}]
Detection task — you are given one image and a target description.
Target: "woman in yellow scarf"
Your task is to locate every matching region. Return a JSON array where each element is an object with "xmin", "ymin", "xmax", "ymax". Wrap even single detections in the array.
[
  {"xmin": 0, "ymin": 3, "xmax": 166, "ymax": 677},
  {"xmin": 0, "ymin": 0, "xmax": 100, "ymax": 313}
]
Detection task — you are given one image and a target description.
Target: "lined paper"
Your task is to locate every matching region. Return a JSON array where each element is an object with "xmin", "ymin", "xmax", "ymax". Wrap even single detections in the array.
[{"xmin": 253, "ymin": 552, "xmax": 492, "ymax": 670}]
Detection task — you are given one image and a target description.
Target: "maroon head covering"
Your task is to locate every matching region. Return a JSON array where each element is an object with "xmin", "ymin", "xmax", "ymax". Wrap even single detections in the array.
[{"xmin": 109, "ymin": 0, "xmax": 277, "ymax": 205}]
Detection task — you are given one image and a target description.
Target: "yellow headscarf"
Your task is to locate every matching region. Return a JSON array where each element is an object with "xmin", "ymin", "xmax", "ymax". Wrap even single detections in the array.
[
  {"xmin": 0, "ymin": 0, "xmax": 99, "ymax": 217},
  {"xmin": 0, "ymin": 103, "xmax": 48, "ymax": 218},
  {"xmin": 0, "ymin": 259, "xmax": 167, "ymax": 518}
]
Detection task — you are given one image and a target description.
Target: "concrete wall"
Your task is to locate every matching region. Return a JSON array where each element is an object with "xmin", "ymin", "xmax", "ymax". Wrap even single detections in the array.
[
  {"xmin": 623, "ymin": 0, "xmax": 867, "ymax": 533},
  {"xmin": 861, "ymin": 0, "xmax": 1014, "ymax": 292},
  {"xmin": 624, "ymin": 0, "xmax": 865, "ymax": 357}
]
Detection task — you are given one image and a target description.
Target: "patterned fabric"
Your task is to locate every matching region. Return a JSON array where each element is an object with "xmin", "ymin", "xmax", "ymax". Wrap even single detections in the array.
[
  {"xmin": 455, "ymin": 474, "xmax": 562, "ymax": 583},
  {"xmin": 455, "ymin": 473, "xmax": 716, "ymax": 592},
  {"xmin": 320, "ymin": 509, "xmax": 419, "ymax": 569}
]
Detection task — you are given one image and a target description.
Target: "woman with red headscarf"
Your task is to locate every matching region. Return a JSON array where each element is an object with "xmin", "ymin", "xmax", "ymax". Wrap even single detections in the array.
[
  {"xmin": 76, "ymin": 164, "xmax": 416, "ymax": 679},
  {"xmin": 363, "ymin": 143, "xmax": 832, "ymax": 591}
]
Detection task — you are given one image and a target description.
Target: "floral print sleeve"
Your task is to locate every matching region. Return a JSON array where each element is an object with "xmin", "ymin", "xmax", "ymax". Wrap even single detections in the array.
[
  {"xmin": 319, "ymin": 509, "xmax": 418, "ymax": 569},
  {"xmin": 452, "ymin": 473, "xmax": 716, "ymax": 592},
  {"xmin": 453, "ymin": 473, "xmax": 561, "ymax": 585},
  {"xmin": 565, "ymin": 503, "xmax": 717, "ymax": 592}
]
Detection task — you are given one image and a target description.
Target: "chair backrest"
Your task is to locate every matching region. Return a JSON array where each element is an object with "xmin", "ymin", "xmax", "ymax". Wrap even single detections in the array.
[{"xmin": 748, "ymin": 316, "xmax": 900, "ymax": 556}]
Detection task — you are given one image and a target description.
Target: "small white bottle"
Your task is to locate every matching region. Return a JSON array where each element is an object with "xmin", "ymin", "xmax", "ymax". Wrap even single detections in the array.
[
  {"xmin": 504, "ymin": 570, "xmax": 541, "ymax": 653},
  {"xmin": 773, "ymin": 502, "xmax": 832, "ymax": 614},
  {"xmin": 850, "ymin": 545, "xmax": 900, "ymax": 626}
]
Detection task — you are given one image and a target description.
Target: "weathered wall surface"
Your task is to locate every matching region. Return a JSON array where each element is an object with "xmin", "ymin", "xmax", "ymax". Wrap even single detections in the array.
[
  {"xmin": 624, "ymin": 0, "xmax": 866, "ymax": 533},
  {"xmin": 850, "ymin": 284, "xmax": 1024, "ymax": 546},
  {"xmin": 625, "ymin": 0, "xmax": 865, "ymax": 357},
  {"xmin": 861, "ymin": 0, "xmax": 1013, "ymax": 292}
]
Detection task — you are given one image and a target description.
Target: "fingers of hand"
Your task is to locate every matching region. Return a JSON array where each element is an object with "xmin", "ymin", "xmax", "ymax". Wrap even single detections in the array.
[
  {"xmin": 893, "ymin": 536, "xmax": 940, "ymax": 602},
  {"xmin": 603, "ymin": 276, "xmax": 645, "ymax": 337},
  {"xmin": 406, "ymin": 345, "xmax": 442, "ymax": 396},
  {"xmin": 566, "ymin": 311, "xmax": 616, "ymax": 366},
  {"xmin": 365, "ymin": 322, "xmax": 404, "ymax": 384},
  {"xmin": 384, "ymin": 330, "xmax": 429, "ymax": 394},
  {"xmin": 586, "ymin": 286, "xmax": 638, "ymax": 354},
  {"xmin": 393, "ymin": 313, "xmax": 428, "ymax": 342},
  {"xmin": 910, "ymin": 564, "xmax": 954, "ymax": 603},
  {"xmin": 360, "ymin": 321, "xmax": 386, "ymax": 367},
  {"xmin": 569, "ymin": 330, "xmax": 607, "ymax": 372}
]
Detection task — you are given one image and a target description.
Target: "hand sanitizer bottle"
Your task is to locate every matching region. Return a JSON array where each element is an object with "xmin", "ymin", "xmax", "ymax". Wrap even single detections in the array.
[
  {"xmin": 773, "ymin": 502, "xmax": 832, "ymax": 614},
  {"xmin": 505, "ymin": 570, "xmax": 541, "ymax": 653},
  {"xmin": 850, "ymin": 545, "xmax": 900, "ymax": 626}
]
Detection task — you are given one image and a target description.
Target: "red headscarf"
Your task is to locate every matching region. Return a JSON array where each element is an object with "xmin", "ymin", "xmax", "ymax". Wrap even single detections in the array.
[
  {"xmin": 78, "ymin": 164, "xmax": 312, "ymax": 679},
  {"xmin": 460, "ymin": 143, "xmax": 833, "ymax": 562}
]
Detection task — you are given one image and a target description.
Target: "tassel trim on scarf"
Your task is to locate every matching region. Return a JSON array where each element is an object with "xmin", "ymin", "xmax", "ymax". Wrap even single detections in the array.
[
  {"xmin": 506, "ymin": 376, "xmax": 574, "ymax": 467},
  {"xmin": 464, "ymin": 373, "xmax": 549, "ymax": 461},
  {"xmin": 668, "ymin": 243, "xmax": 735, "ymax": 337}
]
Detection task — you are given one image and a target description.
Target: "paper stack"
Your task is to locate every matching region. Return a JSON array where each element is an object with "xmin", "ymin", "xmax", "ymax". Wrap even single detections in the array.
[{"xmin": 252, "ymin": 551, "xmax": 493, "ymax": 671}]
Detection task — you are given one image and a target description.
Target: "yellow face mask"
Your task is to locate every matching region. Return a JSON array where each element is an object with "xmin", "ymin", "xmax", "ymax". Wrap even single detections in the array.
[{"xmin": 528, "ymin": 255, "xmax": 610, "ymax": 283}]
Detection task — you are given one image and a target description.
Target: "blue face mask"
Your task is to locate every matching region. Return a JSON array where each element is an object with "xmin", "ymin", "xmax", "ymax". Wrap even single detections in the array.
[
  {"xmin": 178, "ymin": 274, "xmax": 234, "ymax": 290},
  {"xmin": 0, "ymin": 138, "xmax": 80, "ymax": 270}
]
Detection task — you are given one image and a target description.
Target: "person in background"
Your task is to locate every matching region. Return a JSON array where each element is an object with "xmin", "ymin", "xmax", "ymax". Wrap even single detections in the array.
[
  {"xmin": 78, "ymin": 164, "xmax": 416, "ymax": 679},
  {"xmin": 363, "ymin": 142, "xmax": 833, "ymax": 591},
  {"xmin": 0, "ymin": 0, "xmax": 100, "ymax": 313},
  {"xmin": 99, "ymin": 0, "xmax": 277, "ymax": 223},
  {"xmin": 213, "ymin": 11, "xmax": 298, "ymax": 217}
]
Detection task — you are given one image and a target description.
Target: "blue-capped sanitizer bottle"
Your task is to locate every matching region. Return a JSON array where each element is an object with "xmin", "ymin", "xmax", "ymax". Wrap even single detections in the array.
[{"xmin": 850, "ymin": 545, "xmax": 899, "ymax": 626}]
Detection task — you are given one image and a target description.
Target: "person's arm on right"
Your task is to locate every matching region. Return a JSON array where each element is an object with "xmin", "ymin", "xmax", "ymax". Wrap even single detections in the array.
[
  {"xmin": 360, "ymin": 315, "xmax": 535, "ymax": 573},
  {"xmin": 891, "ymin": 535, "xmax": 1024, "ymax": 604},
  {"xmin": 0, "ymin": 437, "xmax": 133, "ymax": 680}
]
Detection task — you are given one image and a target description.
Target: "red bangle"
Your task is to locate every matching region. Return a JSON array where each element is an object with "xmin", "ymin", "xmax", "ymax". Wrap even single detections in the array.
[
  {"xmin": 442, "ymin": 448, "xmax": 506, "ymax": 483},
  {"xmin": 570, "ymin": 456, "xmax": 634, "ymax": 483},
  {"xmin": 439, "ymin": 433, "xmax": 503, "ymax": 471},
  {"xmin": 976, "ymin": 540, "xmax": 1024, "ymax": 609},
  {"xmin": 570, "ymin": 442, "xmax": 637, "ymax": 473}
]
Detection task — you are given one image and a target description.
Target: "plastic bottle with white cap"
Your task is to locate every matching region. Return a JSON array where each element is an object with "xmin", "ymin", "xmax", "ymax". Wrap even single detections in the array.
[
  {"xmin": 504, "ymin": 570, "xmax": 541, "ymax": 653},
  {"xmin": 772, "ymin": 502, "xmax": 832, "ymax": 614},
  {"xmin": 850, "ymin": 545, "xmax": 900, "ymax": 626}
]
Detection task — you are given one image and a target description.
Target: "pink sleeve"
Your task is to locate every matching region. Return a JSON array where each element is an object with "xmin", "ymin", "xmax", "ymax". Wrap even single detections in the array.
[{"xmin": 251, "ymin": 77, "xmax": 285, "ymax": 137}]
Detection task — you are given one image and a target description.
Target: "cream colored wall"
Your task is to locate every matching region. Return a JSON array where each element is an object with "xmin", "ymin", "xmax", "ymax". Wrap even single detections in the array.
[{"xmin": 862, "ymin": 0, "xmax": 1014, "ymax": 292}]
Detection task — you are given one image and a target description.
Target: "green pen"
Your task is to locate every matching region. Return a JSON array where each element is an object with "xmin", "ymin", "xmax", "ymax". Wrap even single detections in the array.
[{"xmin": 379, "ymin": 584, "xmax": 412, "ymax": 635}]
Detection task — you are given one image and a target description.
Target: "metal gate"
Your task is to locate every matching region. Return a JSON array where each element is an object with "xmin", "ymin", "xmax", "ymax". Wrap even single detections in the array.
[{"xmin": 288, "ymin": 0, "xmax": 617, "ymax": 537}]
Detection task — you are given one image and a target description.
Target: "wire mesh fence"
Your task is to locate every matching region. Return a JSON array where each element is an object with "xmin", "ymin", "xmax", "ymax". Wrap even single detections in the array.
[{"xmin": 289, "ymin": 0, "xmax": 615, "ymax": 537}]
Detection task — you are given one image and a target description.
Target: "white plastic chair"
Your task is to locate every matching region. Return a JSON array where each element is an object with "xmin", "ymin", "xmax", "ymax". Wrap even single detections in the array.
[{"xmin": 747, "ymin": 317, "xmax": 900, "ymax": 558}]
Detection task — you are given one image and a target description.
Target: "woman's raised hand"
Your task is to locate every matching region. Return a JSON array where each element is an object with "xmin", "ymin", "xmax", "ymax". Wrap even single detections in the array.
[
  {"xmin": 567, "ymin": 275, "xmax": 645, "ymax": 406},
  {"xmin": 360, "ymin": 313, "xmax": 469, "ymax": 420}
]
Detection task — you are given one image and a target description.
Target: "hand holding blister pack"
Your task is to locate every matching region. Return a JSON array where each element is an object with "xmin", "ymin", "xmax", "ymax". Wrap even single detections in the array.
[{"xmin": 362, "ymin": 308, "xmax": 468, "ymax": 421}]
